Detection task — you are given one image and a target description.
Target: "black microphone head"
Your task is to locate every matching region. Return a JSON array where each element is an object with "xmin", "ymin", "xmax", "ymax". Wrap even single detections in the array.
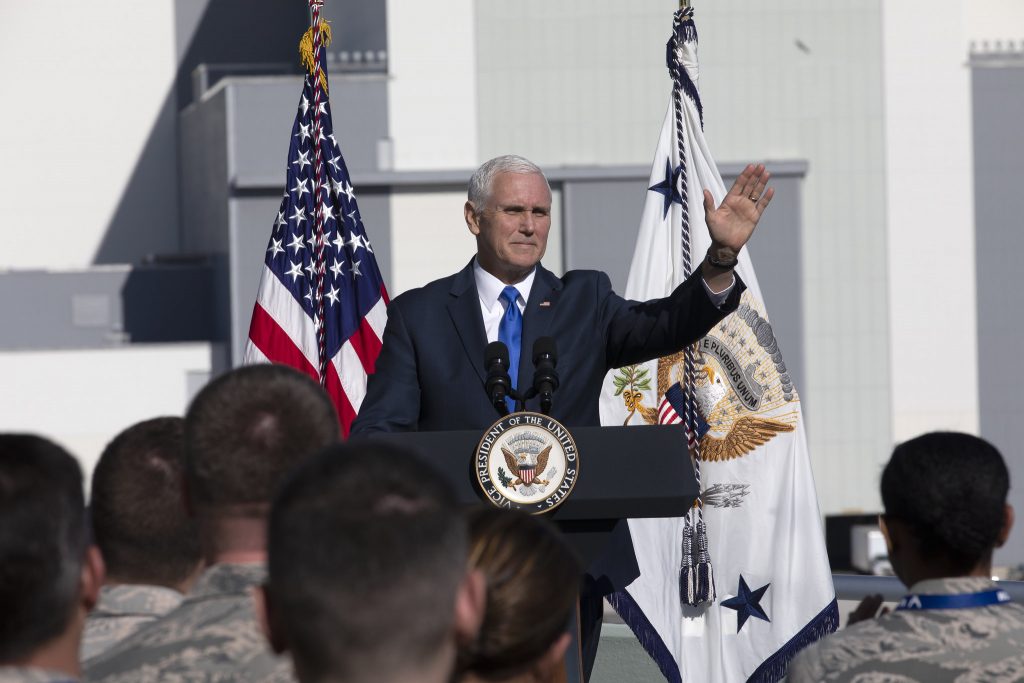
[
  {"xmin": 532, "ymin": 336, "xmax": 557, "ymax": 365},
  {"xmin": 486, "ymin": 341, "xmax": 509, "ymax": 367}
]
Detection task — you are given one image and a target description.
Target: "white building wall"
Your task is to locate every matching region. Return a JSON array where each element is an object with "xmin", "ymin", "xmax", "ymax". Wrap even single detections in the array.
[
  {"xmin": 0, "ymin": 344, "xmax": 214, "ymax": 481},
  {"xmin": 475, "ymin": 1, "xmax": 675, "ymax": 166},
  {"xmin": 385, "ymin": 0, "xmax": 478, "ymax": 170},
  {"xmin": 882, "ymin": 1, "xmax": 979, "ymax": 443},
  {"xmin": 967, "ymin": 0, "xmax": 1024, "ymax": 42},
  {"xmin": 697, "ymin": 1, "xmax": 892, "ymax": 515},
  {"xmin": 0, "ymin": 1, "xmax": 179, "ymax": 268}
]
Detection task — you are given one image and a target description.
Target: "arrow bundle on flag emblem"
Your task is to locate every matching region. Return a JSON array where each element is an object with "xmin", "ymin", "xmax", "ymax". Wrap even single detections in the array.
[{"xmin": 599, "ymin": 8, "xmax": 837, "ymax": 682}]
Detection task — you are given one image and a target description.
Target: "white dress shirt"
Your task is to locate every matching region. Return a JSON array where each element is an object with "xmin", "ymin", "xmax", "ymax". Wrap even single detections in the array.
[{"xmin": 472, "ymin": 259, "xmax": 734, "ymax": 344}]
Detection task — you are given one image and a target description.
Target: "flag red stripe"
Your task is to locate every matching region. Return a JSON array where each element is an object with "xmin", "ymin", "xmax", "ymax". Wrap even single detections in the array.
[
  {"xmin": 248, "ymin": 303, "xmax": 319, "ymax": 383},
  {"xmin": 349, "ymin": 316, "xmax": 383, "ymax": 375}
]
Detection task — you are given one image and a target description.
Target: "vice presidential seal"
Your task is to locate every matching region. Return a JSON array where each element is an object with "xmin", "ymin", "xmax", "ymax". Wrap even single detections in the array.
[{"xmin": 475, "ymin": 412, "xmax": 579, "ymax": 514}]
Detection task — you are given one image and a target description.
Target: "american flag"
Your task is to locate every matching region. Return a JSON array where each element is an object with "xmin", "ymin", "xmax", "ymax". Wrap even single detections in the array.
[
  {"xmin": 243, "ymin": 9, "xmax": 387, "ymax": 436},
  {"xmin": 658, "ymin": 382, "xmax": 709, "ymax": 448}
]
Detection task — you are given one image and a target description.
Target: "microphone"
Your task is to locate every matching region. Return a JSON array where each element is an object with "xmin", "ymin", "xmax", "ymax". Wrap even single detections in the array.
[
  {"xmin": 484, "ymin": 341, "xmax": 512, "ymax": 415},
  {"xmin": 532, "ymin": 337, "xmax": 559, "ymax": 415}
]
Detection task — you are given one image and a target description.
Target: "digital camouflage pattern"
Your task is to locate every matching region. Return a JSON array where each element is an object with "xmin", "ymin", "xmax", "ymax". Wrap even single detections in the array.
[
  {"xmin": 80, "ymin": 584, "xmax": 183, "ymax": 661},
  {"xmin": 788, "ymin": 578, "xmax": 1024, "ymax": 682},
  {"xmin": 0, "ymin": 668, "xmax": 77, "ymax": 683},
  {"xmin": 83, "ymin": 563, "xmax": 293, "ymax": 683}
]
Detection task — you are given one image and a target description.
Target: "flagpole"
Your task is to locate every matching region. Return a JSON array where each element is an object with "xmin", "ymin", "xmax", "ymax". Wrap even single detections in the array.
[{"xmin": 307, "ymin": 0, "xmax": 329, "ymax": 386}]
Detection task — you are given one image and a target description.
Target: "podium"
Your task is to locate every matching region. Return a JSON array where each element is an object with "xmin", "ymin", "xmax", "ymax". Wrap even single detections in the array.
[
  {"xmin": 368, "ymin": 423, "xmax": 698, "ymax": 682},
  {"xmin": 371, "ymin": 423, "xmax": 698, "ymax": 563}
]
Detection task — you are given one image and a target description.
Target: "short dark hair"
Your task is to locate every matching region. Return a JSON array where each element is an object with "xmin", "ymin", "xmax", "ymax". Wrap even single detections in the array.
[
  {"xmin": 90, "ymin": 417, "xmax": 200, "ymax": 586},
  {"xmin": 461, "ymin": 507, "xmax": 581, "ymax": 680},
  {"xmin": 184, "ymin": 364, "xmax": 339, "ymax": 509},
  {"xmin": 881, "ymin": 431, "xmax": 1010, "ymax": 573},
  {"xmin": 0, "ymin": 435, "xmax": 86, "ymax": 662},
  {"xmin": 267, "ymin": 442, "xmax": 466, "ymax": 683}
]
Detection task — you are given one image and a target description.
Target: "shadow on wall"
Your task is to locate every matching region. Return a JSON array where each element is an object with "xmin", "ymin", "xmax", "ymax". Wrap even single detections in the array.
[{"xmin": 91, "ymin": 0, "xmax": 308, "ymax": 265}]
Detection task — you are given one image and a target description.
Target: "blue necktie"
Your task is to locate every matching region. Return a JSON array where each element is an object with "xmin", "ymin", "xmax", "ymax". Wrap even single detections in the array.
[{"xmin": 498, "ymin": 285, "xmax": 522, "ymax": 413}]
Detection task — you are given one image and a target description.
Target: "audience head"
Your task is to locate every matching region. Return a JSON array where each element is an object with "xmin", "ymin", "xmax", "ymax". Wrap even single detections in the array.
[
  {"xmin": 261, "ymin": 442, "xmax": 483, "ymax": 683},
  {"xmin": 0, "ymin": 435, "xmax": 103, "ymax": 671},
  {"xmin": 880, "ymin": 431, "xmax": 1013, "ymax": 581},
  {"xmin": 460, "ymin": 507, "xmax": 581, "ymax": 683},
  {"xmin": 183, "ymin": 363, "xmax": 339, "ymax": 516},
  {"xmin": 90, "ymin": 416, "xmax": 202, "ymax": 591}
]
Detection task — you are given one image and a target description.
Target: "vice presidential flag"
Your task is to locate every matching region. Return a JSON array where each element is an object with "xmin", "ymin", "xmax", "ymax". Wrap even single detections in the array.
[
  {"xmin": 599, "ymin": 8, "xmax": 837, "ymax": 682},
  {"xmin": 243, "ymin": 8, "xmax": 388, "ymax": 435}
]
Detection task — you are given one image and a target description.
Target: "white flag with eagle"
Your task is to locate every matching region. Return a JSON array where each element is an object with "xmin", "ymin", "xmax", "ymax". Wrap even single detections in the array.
[{"xmin": 599, "ymin": 8, "xmax": 837, "ymax": 682}]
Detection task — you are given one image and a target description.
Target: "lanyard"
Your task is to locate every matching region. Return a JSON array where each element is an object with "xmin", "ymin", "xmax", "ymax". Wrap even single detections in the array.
[{"xmin": 896, "ymin": 589, "xmax": 1011, "ymax": 611}]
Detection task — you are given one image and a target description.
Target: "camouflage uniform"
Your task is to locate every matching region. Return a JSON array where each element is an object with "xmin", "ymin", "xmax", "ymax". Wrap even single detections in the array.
[
  {"xmin": 83, "ymin": 563, "xmax": 294, "ymax": 683},
  {"xmin": 80, "ymin": 584, "xmax": 183, "ymax": 661},
  {"xmin": 788, "ymin": 577, "xmax": 1024, "ymax": 682},
  {"xmin": 0, "ymin": 669, "xmax": 77, "ymax": 683}
]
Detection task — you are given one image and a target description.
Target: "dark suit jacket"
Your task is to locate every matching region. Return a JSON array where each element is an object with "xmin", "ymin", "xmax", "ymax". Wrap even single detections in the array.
[{"xmin": 351, "ymin": 260, "xmax": 745, "ymax": 434}]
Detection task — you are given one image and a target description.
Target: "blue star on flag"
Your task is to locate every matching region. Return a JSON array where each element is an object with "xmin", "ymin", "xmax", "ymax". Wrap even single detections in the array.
[
  {"xmin": 721, "ymin": 575, "xmax": 771, "ymax": 632},
  {"xmin": 648, "ymin": 158, "xmax": 684, "ymax": 218}
]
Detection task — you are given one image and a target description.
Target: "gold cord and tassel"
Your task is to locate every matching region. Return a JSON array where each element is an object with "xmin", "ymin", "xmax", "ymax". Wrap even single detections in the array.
[{"xmin": 299, "ymin": 20, "xmax": 333, "ymax": 92}]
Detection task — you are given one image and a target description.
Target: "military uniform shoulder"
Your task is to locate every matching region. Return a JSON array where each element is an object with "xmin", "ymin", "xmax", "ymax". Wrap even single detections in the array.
[{"xmin": 0, "ymin": 668, "xmax": 76, "ymax": 683}]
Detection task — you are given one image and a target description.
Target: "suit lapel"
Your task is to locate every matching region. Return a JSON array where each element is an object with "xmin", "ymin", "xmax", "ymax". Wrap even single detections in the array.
[
  {"xmin": 519, "ymin": 264, "xmax": 563, "ymax": 393},
  {"xmin": 447, "ymin": 261, "xmax": 488, "ymax": 385}
]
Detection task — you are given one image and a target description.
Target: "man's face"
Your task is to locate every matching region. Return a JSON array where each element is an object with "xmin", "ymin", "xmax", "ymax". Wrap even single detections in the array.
[{"xmin": 465, "ymin": 171, "xmax": 551, "ymax": 284}]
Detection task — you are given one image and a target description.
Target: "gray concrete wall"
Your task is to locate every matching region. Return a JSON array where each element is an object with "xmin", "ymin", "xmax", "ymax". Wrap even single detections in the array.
[
  {"xmin": 0, "ymin": 265, "xmax": 216, "ymax": 350},
  {"xmin": 972, "ymin": 52, "xmax": 1024, "ymax": 566}
]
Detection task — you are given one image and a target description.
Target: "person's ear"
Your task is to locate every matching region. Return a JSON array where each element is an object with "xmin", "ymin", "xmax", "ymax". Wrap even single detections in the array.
[
  {"xmin": 81, "ymin": 545, "xmax": 105, "ymax": 612},
  {"xmin": 534, "ymin": 632, "xmax": 572, "ymax": 683},
  {"xmin": 453, "ymin": 568, "xmax": 486, "ymax": 646},
  {"xmin": 253, "ymin": 584, "xmax": 288, "ymax": 654},
  {"xmin": 465, "ymin": 201, "xmax": 482, "ymax": 236},
  {"xmin": 996, "ymin": 505, "xmax": 1015, "ymax": 548},
  {"xmin": 878, "ymin": 515, "xmax": 893, "ymax": 554}
]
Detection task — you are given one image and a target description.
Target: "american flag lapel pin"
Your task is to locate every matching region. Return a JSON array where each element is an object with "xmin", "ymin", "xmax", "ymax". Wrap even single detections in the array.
[{"xmin": 539, "ymin": 301, "xmax": 552, "ymax": 307}]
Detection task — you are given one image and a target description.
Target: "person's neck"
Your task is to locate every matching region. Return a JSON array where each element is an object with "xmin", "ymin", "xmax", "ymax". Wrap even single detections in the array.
[
  {"xmin": 323, "ymin": 649, "xmax": 454, "ymax": 683},
  {"xmin": 7, "ymin": 620, "xmax": 84, "ymax": 680},
  {"xmin": 199, "ymin": 511, "xmax": 269, "ymax": 566},
  {"xmin": 461, "ymin": 672, "xmax": 537, "ymax": 683},
  {"xmin": 476, "ymin": 258, "xmax": 535, "ymax": 286},
  {"xmin": 104, "ymin": 560, "xmax": 205, "ymax": 594},
  {"xmin": 900, "ymin": 557, "xmax": 993, "ymax": 588}
]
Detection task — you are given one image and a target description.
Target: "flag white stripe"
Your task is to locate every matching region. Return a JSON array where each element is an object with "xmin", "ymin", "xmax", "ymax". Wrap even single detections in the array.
[
  {"xmin": 331, "ymin": 340, "xmax": 368, "ymax": 412},
  {"xmin": 365, "ymin": 296, "xmax": 387, "ymax": 341},
  {"xmin": 253, "ymin": 264, "xmax": 321, "ymax": 370}
]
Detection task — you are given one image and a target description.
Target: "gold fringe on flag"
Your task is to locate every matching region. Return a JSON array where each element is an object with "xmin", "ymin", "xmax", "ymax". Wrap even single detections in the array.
[{"xmin": 299, "ymin": 20, "xmax": 333, "ymax": 92}]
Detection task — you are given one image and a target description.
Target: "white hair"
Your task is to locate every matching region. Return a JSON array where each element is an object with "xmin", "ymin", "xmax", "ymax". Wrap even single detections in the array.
[{"xmin": 467, "ymin": 155, "xmax": 550, "ymax": 211}]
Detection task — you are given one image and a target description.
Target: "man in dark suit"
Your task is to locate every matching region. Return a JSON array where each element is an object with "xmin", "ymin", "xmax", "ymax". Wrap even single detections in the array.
[
  {"xmin": 351, "ymin": 154, "xmax": 772, "ymax": 434},
  {"xmin": 350, "ymin": 154, "xmax": 772, "ymax": 680}
]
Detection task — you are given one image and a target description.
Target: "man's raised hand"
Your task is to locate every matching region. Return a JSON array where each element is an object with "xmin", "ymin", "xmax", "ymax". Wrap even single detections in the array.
[{"xmin": 702, "ymin": 163, "xmax": 774, "ymax": 255}]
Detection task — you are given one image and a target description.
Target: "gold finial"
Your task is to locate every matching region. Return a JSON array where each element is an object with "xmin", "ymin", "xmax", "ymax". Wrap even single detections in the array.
[{"xmin": 679, "ymin": 0, "xmax": 690, "ymax": 8}]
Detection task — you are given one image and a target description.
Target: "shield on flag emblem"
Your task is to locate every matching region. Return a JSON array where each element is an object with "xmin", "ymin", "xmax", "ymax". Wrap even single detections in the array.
[{"xmin": 519, "ymin": 462, "xmax": 536, "ymax": 485}]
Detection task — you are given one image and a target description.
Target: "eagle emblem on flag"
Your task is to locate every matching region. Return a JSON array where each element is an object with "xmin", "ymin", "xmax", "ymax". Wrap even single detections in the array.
[{"xmin": 615, "ymin": 293, "xmax": 796, "ymax": 461}]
